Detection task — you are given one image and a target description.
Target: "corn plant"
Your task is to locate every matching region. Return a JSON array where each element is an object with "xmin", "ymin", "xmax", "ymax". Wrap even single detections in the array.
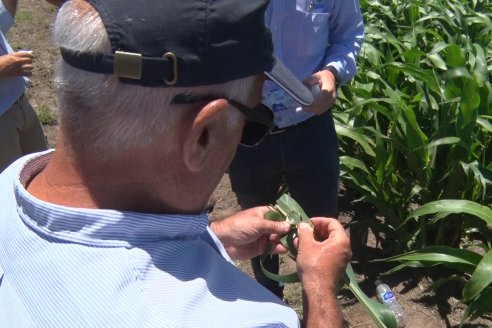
[{"xmin": 336, "ymin": 0, "xmax": 492, "ymax": 250}]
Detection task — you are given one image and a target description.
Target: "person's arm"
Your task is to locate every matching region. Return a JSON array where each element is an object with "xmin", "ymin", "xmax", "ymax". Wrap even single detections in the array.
[
  {"xmin": 296, "ymin": 218, "xmax": 352, "ymax": 328},
  {"xmin": 303, "ymin": 0, "xmax": 364, "ymax": 115},
  {"xmin": 323, "ymin": 0, "xmax": 364, "ymax": 84},
  {"xmin": 1, "ymin": 0, "xmax": 17, "ymax": 18},
  {"xmin": 209, "ymin": 206, "xmax": 291, "ymax": 261}
]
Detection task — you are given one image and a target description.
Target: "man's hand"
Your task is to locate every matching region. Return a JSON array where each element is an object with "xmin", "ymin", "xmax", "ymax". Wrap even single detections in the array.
[
  {"xmin": 0, "ymin": 52, "xmax": 34, "ymax": 78},
  {"xmin": 303, "ymin": 70, "xmax": 338, "ymax": 115},
  {"xmin": 210, "ymin": 206, "xmax": 292, "ymax": 261},
  {"xmin": 296, "ymin": 217, "xmax": 351, "ymax": 328}
]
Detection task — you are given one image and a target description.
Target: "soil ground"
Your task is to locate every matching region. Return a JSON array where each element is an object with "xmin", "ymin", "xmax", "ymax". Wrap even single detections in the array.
[{"xmin": 7, "ymin": 1, "xmax": 492, "ymax": 327}]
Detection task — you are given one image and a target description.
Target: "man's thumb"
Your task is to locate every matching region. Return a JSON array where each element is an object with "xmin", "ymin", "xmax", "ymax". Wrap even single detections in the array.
[{"xmin": 297, "ymin": 222, "xmax": 313, "ymax": 239}]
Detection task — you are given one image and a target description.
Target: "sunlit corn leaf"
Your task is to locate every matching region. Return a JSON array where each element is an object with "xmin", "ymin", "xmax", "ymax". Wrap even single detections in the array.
[
  {"xmin": 404, "ymin": 200, "xmax": 492, "ymax": 228},
  {"xmin": 477, "ymin": 117, "xmax": 492, "ymax": 134},
  {"xmin": 380, "ymin": 261, "xmax": 425, "ymax": 276},
  {"xmin": 340, "ymin": 156, "xmax": 371, "ymax": 174},
  {"xmin": 426, "ymin": 137, "xmax": 461, "ymax": 150},
  {"xmin": 376, "ymin": 246, "xmax": 482, "ymax": 275},
  {"xmin": 335, "ymin": 125, "xmax": 376, "ymax": 157},
  {"xmin": 462, "ymin": 250, "xmax": 492, "ymax": 303}
]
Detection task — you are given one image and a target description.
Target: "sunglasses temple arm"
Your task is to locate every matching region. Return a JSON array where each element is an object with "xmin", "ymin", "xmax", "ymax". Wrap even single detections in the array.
[{"xmin": 227, "ymin": 99, "xmax": 276, "ymax": 129}]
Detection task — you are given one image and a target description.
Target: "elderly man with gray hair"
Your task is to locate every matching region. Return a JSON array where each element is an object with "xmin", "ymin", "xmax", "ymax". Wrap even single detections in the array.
[{"xmin": 0, "ymin": 0, "xmax": 351, "ymax": 327}]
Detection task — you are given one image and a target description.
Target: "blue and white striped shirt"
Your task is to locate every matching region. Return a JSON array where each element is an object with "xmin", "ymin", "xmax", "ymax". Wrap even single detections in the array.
[{"xmin": 0, "ymin": 151, "xmax": 300, "ymax": 327}]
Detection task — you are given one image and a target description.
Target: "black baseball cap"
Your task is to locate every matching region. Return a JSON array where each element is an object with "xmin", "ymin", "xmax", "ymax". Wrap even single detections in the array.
[{"xmin": 60, "ymin": 0, "xmax": 314, "ymax": 106}]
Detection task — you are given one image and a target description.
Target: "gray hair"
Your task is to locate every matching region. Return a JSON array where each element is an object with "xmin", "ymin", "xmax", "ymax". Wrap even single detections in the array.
[{"xmin": 53, "ymin": 1, "xmax": 254, "ymax": 157}]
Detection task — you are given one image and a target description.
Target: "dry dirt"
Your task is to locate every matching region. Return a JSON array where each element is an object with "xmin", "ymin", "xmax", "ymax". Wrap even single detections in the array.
[{"xmin": 8, "ymin": 1, "xmax": 491, "ymax": 327}]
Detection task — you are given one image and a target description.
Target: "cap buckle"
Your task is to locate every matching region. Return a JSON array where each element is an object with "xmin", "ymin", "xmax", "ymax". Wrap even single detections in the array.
[
  {"xmin": 164, "ymin": 52, "xmax": 178, "ymax": 85},
  {"xmin": 114, "ymin": 51, "xmax": 142, "ymax": 80}
]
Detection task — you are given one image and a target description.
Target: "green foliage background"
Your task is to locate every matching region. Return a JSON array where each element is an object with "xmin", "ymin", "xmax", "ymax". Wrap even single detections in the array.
[
  {"xmin": 338, "ymin": 0, "xmax": 492, "ymax": 249},
  {"xmin": 336, "ymin": 0, "xmax": 492, "ymax": 323}
]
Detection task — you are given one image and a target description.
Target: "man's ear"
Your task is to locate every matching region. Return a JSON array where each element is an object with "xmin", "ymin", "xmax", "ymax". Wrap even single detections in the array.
[{"xmin": 182, "ymin": 99, "xmax": 236, "ymax": 173}]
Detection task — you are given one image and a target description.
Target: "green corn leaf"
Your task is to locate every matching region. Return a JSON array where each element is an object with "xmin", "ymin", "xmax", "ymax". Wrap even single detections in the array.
[
  {"xmin": 380, "ymin": 262, "xmax": 425, "ymax": 276},
  {"xmin": 336, "ymin": 125, "xmax": 376, "ymax": 157},
  {"xmin": 462, "ymin": 286, "xmax": 492, "ymax": 324},
  {"xmin": 259, "ymin": 253, "xmax": 300, "ymax": 283},
  {"xmin": 340, "ymin": 156, "xmax": 371, "ymax": 174},
  {"xmin": 477, "ymin": 117, "xmax": 492, "ymax": 134},
  {"xmin": 376, "ymin": 246, "xmax": 482, "ymax": 275},
  {"xmin": 380, "ymin": 62, "xmax": 440, "ymax": 93},
  {"xmin": 446, "ymin": 44, "xmax": 466, "ymax": 68},
  {"xmin": 404, "ymin": 200, "xmax": 492, "ymax": 228},
  {"xmin": 462, "ymin": 251, "xmax": 492, "ymax": 303},
  {"xmin": 427, "ymin": 53, "xmax": 447, "ymax": 70},
  {"xmin": 427, "ymin": 137, "xmax": 461, "ymax": 149},
  {"xmin": 472, "ymin": 44, "xmax": 489, "ymax": 82},
  {"xmin": 344, "ymin": 264, "xmax": 398, "ymax": 328}
]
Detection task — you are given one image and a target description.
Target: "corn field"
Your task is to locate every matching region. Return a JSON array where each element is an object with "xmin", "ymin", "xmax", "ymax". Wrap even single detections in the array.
[{"xmin": 336, "ymin": 0, "xmax": 492, "ymax": 324}]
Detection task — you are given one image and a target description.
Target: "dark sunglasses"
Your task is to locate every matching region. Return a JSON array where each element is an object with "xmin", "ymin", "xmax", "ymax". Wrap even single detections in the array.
[{"xmin": 171, "ymin": 94, "xmax": 276, "ymax": 147}]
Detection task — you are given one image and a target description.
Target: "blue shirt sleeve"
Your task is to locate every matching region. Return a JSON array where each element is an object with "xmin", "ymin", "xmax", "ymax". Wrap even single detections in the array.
[
  {"xmin": 323, "ymin": 0, "xmax": 365, "ymax": 84},
  {"xmin": 0, "ymin": 1, "xmax": 14, "ymax": 34}
]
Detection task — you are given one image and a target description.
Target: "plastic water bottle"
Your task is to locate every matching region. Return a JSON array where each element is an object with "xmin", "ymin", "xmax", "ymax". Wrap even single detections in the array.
[{"xmin": 375, "ymin": 280, "xmax": 405, "ymax": 328}]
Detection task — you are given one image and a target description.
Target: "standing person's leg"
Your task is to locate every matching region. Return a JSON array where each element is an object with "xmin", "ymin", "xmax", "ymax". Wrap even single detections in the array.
[
  {"xmin": 17, "ymin": 95, "xmax": 48, "ymax": 155},
  {"xmin": 229, "ymin": 134, "xmax": 285, "ymax": 298},
  {"xmin": 284, "ymin": 111, "xmax": 339, "ymax": 218},
  {"xmin": 0, "ymin": 101, "xmax": 25, "ymax": 172}
]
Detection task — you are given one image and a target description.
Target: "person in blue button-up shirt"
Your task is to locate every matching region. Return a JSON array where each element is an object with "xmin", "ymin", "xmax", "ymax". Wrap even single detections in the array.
[
  {"xmin": 0, "ymin": 0, "xmax": 47, "ymax": 173},
  {"xmin": 229, "ymin": 0, "xmax": 364, "ymax": 298}
]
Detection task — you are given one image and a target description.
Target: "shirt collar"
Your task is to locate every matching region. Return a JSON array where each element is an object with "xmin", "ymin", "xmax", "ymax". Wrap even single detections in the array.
[{"xmin": 14, "ymin": 151, "xmax": 210, "ymax": 247}]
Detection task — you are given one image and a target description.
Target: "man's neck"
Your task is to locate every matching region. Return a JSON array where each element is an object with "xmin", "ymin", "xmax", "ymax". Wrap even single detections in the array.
[{"xmin": 26, "ymin": 147, "xmax": 207, "ymax": 214}]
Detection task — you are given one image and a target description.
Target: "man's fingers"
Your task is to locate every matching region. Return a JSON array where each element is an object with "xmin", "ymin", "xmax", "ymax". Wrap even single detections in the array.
[
  {"xmin": 258, "ymin": 220, "xmax": 291, "ymax": 235},
  {"xmin": 15, "ymin": 51, "xmax": 34, "ymax": 59},
  {"xmin": 298, "ymin": 218, "xmax": 348, "ymax": 245}
]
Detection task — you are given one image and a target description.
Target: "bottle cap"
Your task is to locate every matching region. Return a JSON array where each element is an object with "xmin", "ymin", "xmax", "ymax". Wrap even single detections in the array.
[{"xmin": 375, "ymin": 279, "xmax": 382, "ymax": 286}]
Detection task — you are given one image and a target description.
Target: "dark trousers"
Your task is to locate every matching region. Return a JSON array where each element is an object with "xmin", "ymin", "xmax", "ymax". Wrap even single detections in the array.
[{"xmin": 229, "ymin": 110, "xmax": 340, "ymax": 297}]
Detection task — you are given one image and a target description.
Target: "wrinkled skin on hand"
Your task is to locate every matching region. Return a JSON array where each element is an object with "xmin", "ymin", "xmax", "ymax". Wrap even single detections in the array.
[
  {"xmin": 210, "ymin": 206, "xmax": 292, "ymax": 261},
  {"xmin": 0, "ymin": 52, "xmax": 34, "ymax": 78},
  {"xmin": 296, "ymin": 217, "xmax": 352, "ymax": 293}
]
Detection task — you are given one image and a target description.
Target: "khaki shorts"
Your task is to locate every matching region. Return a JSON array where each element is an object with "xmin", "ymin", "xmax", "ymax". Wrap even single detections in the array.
[{"xmin": 0, "ymin": 94, "xmax": 48, "ymax": 173}]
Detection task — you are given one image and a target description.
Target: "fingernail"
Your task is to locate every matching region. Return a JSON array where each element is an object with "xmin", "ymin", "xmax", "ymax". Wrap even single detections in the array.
[{"xmin": 298, "ymin": 222, "xmax": 308, "ymax": 230}]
